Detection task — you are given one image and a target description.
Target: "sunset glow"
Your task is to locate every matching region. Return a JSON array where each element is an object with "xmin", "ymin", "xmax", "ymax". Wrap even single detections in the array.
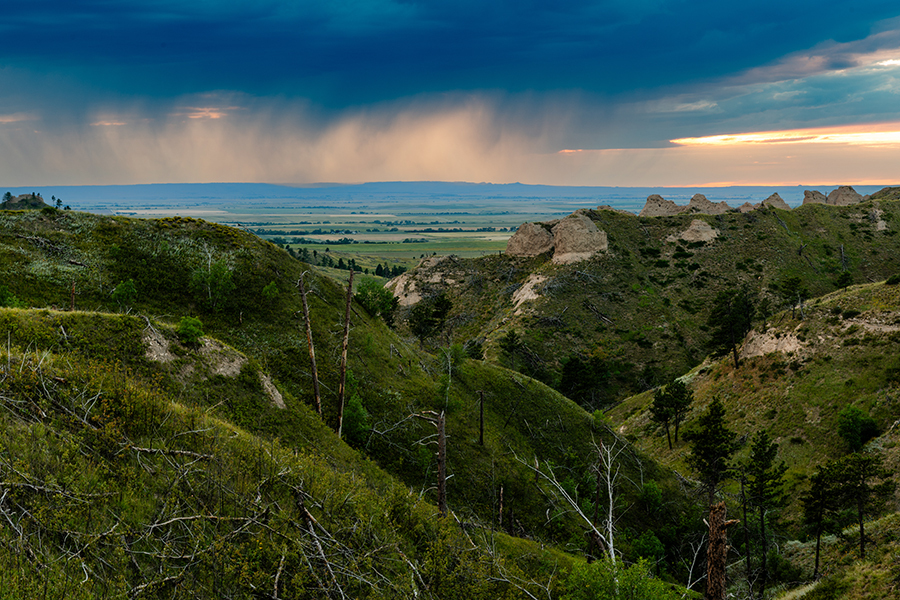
[
  {"xmin": 1, "ymin": 3, "xmax": 899, "ymax": 186},
  {"xmin": 671, "ymin": 124, "xmax": 900, "ymax": 148}
]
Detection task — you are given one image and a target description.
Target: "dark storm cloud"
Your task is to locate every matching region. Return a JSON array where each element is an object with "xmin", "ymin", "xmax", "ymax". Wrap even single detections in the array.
[{"xmin": 3, "ymin": 1, "xmax": 899, "ymax": 105}]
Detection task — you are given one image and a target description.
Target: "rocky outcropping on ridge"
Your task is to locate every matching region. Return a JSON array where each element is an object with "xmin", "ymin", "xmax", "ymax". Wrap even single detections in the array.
[
  {"xmin": 686, "ymin": 194, "xmax": 730, "ymax": 215},
  {"xmin": 666, "ymin": 219, "xmax": 720, "ymax": 243},
  {"xmin": 505, "ymin": 222, "xmax": 554, "ymax": 257},
  {"xmin": 762, "ymin": 193, "xmax": 790, "ymax": 210},
  {"xmin": 826, "ymin": 185, "xmax": 863, "ymax": 206},
  {"xmin": 550, "ymin": 213, "xmax": 609, "ymax": 264},
  {"xmin": 506, "ymin": 212, "xmax": 608, "ymax": 263},
  {"xmin": 638, "ymin": 194, "xmax": 687, "ymax": 217},
  {"xmin": 802, "ymin": 190, "xmax": 827, "ymax": 205},
  {"xmin": 638, "ymin": 192, "xmax": 790, "ymax": 216}
]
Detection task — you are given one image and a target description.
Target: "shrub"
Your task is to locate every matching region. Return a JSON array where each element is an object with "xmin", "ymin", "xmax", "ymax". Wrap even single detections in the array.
[
  {"xmin": 177, "ymin": 316, "xmax": 204, "ymax": 345},
  {"xmin": 0, "ymin": 285, "xmax": 25, "ymax": 308},
  {"xmin": 343, "ymin": 393, "xmax": 371, "ymax": 448},
  {"xmin": 561, "ymin": 558, "xmax": 690, "ymax": 600},
  {"xmin": 262, "ymin": 281, "xmax": 279, "ymax": 300},
  {"xmin": 110, "ymin": 279, "xmax": 137, "ymax": 308},
  {"xmin": 837, "ymin": 406, "xmax": 879, "ymax": 451},
  {"xmin": 354, "ymin": 278, "xmax": 398, "ymax": 326},
  {"xmin": 886, "ymin": 274, "xmax": 900, "ymax": 285}
]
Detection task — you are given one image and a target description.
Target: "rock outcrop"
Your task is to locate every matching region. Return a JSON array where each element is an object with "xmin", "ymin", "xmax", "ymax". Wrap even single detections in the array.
[
  {"xmin": 686, "ymin": 194, "xmax": 730, "ymax": 215},
  {"xmin": 505, "ymin": 222, "xmax": 554, "ymax": 257},
  {"xmin": 639, "ymin": 194, "xmax": 686, "ymax": 217},
  {"xmin": 550, "ymin": 214, "xmax": 609, "ymax": 264},
  {"xmin": 802, "ymin": 190, "xmax": 826, "ymax": 205},
  {"xmin": 761, "ymin": 193, "xmax": 790, "ymax": 210},
  {"xmin": 826, "ymin": 185, "xmax": 863, "ymax": 206},
  {"xmin": 666, "ymin": 219, "xmax": 720, "ymax": 243},
  {"xmin": 506, "ymin": 213, "xmax": 608, "ymax": 264},
  {"xmin": 638, "ymin": 193, "xmax": 741, "ymax": 216}
]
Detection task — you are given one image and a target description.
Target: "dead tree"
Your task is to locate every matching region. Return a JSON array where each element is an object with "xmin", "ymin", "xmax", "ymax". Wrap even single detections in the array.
[
  {"xmin": 337, "ymin": 270, "xmax": 354, "ymax": 438},
  {"xmin": 297, "ymin": 273, "xmax": 321, "ymax": 415},
  {"xmin": 706, "ymin": 501, "xmax": 739, "ymax": 600},
  {"xmin": 415, "ymin": 410, "xmax": 447, "ymax": 516}
]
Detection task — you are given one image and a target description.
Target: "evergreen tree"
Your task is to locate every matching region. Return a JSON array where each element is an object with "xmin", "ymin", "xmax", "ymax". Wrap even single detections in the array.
[
  {"xmin": 650, "ymin": 379, "xmax": 693, "ymax": 449},
  {"xmin": 684, "ymin": 397, "xmax": 735, "ymax": 506},
  {"xmin": 744, "ymin": 430, "xmax": 786, "ymax": 597},
  {"xmin": 801, "ymin": 463, "xmax": 840, "ymax": 579},
  {"xmin": 831, "ymin": 451, "xmax": 896, "ymax": 559},
  {"xmin": 707, "ymin": 288, "xmax": 755, "ymax": 369}
]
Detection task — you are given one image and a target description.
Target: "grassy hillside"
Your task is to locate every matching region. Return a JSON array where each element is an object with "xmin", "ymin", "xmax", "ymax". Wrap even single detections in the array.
[
  {"xmin": 604, "ymin": 280, "xmax": 900, "ymax": 599},
  {"xmin": 608, "ymin": 279, "xmax": 900, "ymax": 513},
  {"xmin": 0, "ymin": 308, "xmax": 580, "ymax": 598},
  {"xmin": 390, "ymin": 197, "xmax": 900, "ymax": 404},
  {"xmin": 0, "ymin": 208, "xmax": 701, "ymax": 594}
]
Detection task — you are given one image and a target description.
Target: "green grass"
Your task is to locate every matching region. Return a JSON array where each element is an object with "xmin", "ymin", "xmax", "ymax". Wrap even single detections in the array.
[{"xmin": 0, "ymin": 209, "xmax": 703, "ymax": 592}]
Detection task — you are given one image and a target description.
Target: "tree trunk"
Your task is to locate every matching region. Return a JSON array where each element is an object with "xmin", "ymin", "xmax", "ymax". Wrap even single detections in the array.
[
  {"xmin": 741, "ymin": 478, "xmax": 754, "ymax": 600},
  {"xmin": 858, "ymin": 498, "xmax": 866, "ymax": 559},
  {"xmin": 297, "ymin": 274, "xmax": 321, "ymax": 415},
  {"xmin": 337, "ymin": 270, "xmax": 354, "ymax": 438},
  {"xmin": 437, "ymin": 410, "xmax": 447, "ymax": 517},
  {"xmin": 664, "ymin": 422, "xmax": 672, "ymax": 450},
  {"xmin": 707, "ymin": 502, "xmax": 739, "ymax": 600},
  {"xmin": 814, "ymin": 528, "xmax": 822, "ymax": 579},
  {"xmin": 759, "ymin": 505, "xmax": 768, "ymax": 598}
]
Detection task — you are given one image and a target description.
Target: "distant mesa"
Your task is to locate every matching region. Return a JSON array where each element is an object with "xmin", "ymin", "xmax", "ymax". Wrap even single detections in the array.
[
  {"xmin": 506, "ymin": 211, "xmax": 608, "ymax": 264},
  {"xmin": 640, "ymin": 185, "xmax": 878, "ymax": 217},
  {"xmin": 0, "ymin": 193, "xmax": 49, "ymax": 210}
]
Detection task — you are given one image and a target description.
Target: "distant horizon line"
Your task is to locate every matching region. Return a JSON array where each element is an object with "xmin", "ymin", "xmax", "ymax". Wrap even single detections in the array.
[{"xmin": 5, "ymin": 180, "xmax": 898, "ymax": 190}]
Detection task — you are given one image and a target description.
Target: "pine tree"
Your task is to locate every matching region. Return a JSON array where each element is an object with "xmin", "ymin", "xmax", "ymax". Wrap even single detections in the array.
[
  {"xmin": 801, "ymin": 463, "xmax": 839, "ymax": 579},
  {"xmin": 650, "ymin": 379, "xmax": 693, "ymax": 449},
  {"xmin": 707, "ymin": 288, "xmax": 755, "ymax": 369},
  {"xmin": 684, "ymin": 397, "xmax": 735, "ymax": 506},
  {"xmin": 745, "ymin": 430, "xmax": 786, "ymax": 597},
  {"xmin": 831, "ymin": 451, "xmax": 896, "ymax": 559}
]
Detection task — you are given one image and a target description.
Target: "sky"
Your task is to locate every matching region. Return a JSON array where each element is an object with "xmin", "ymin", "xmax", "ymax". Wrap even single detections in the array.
[{"xmin": 1, "ymin": 1, "xmax": 900, "ymax": 187}]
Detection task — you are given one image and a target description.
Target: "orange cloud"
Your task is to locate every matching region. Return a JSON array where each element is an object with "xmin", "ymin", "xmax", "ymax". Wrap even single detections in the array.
[{"xmin": 671, "ymin": 123, "xmax": 900, "ymax": 148}]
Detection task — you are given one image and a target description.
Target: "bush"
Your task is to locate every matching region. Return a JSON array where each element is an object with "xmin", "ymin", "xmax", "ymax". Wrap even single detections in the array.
[
  {"xmin": 0, "ymin": 285, "xmax": 25, "ymax": 308},
  {"xmin": 177, "ymin": 316, "xmax": 204, "ymax": 346},
  {"xmin": 837, "ymin": 405, "xmax": 879, "ymax": 452},
  {"xmin": 110, "ymin": 279, "xmax": 137, "ymax": 308},
  {"xmin": 343, "ymin": 393, "xmax": 371, "ymax": 448},
  {"xmin": 262, "ymin": 281, "xmax": 279, "ymax": 300},
  {"xmin": 561, "ymin": 558, "xmax": 690, "ymax": 600},
  {"xmin": 354, "ymin": 278, "xmax": 398, "ymax": 326},
  {"xmin": 886, "ymin": 274, "xmax": 900, "ymax": 285}
]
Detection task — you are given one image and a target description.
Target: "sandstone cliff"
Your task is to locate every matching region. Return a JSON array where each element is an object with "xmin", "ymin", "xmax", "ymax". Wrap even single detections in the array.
[{"xmin": 506, "ymin": 212, "xmax": 608, "ymax": 264}]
